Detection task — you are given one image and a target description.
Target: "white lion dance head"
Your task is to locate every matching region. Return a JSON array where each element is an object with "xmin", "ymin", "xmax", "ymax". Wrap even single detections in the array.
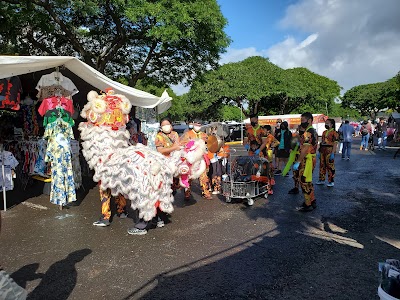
[
  {"xmin": 81, "ymin": 88, "xmax": 132, "ymax": 128},
  {"xmin": 79, "ymin": 89, "xmax": 176, "ymax": 221}
]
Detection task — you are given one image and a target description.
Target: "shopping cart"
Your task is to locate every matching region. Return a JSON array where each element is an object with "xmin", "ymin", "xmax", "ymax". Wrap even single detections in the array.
[{"xmin": 221, "ymin": 154, "xmax": 270, "ymax": 206}]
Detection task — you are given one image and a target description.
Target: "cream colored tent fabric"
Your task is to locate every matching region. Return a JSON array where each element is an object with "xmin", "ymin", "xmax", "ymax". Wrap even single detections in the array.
[{"xmin": 0, "ymin": 56, "xmax": 172, "ymax": 113}]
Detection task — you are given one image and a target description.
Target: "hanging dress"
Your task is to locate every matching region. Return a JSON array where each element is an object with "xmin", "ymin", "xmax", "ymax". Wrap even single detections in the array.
[{"xmin": 44, "ymin": 118, "xmax": 76, "ymax": 206}]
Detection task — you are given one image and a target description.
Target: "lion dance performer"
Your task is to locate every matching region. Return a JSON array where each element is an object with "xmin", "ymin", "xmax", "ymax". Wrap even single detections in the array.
[
  {"xmin": 79, "ymin": 89, "xmax": 207, "ymax": 234},
  {"xmin": 292, "ymin": 112, "xmax": 318, "ymax": 212},
  {"xmin": 180, "ymin": 120, "xmax": 212, "ymax": 200},
  {"xmin": 316, "ymin": 118, "xmax": 339, "ymax": 187}
]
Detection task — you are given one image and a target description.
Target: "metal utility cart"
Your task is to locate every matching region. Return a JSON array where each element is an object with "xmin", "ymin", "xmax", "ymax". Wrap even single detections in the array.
[{"xmin": 221, "ymin": 154, "xmax": 270, "ymax": 206}]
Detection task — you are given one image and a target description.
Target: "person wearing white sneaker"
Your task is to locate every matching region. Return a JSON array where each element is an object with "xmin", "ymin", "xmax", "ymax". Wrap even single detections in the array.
[
  {"xmin": 128, "ymin": 208, "xmax": 167, "ymax": 235},
  {"xmin": 93, "ymin": 188, "xmax": 127, "ymax": 227},
  {"xmin": 317, "ymin": 119, "xmax": 339, "ymax": 188}
]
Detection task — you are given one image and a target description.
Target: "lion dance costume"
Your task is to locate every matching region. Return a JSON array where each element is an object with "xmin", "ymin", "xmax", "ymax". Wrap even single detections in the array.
[{"xmin": 79, "ymin": 89, "xmax": 207, "ymax": 225}]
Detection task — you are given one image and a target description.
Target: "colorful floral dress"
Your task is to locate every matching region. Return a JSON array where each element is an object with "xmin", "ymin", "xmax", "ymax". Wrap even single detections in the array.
[{"xmin": 44, "ymin": 119, "xmax": 76, "ymax": 206}]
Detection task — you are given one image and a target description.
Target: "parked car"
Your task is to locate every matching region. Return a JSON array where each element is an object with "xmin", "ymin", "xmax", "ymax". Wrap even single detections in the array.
[{"xmin": 172, "ymin": 121, "xmax": 188, "ymax": 135}]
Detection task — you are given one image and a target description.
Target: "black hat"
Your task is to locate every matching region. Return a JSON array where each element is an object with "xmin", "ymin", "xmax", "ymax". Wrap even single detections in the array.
[{"xmin": 192, "ymin": 119, "xmax": 202, "ymax": 125}]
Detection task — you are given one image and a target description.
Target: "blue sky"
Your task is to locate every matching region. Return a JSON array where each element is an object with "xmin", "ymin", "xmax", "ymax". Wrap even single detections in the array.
[
  {"xmin": 172, "ymin": 0, "xmax": 400, "ymax": 95},
  {"xmin": 217, "ymin": 0, "xmax": 299, "ymax": 50}
]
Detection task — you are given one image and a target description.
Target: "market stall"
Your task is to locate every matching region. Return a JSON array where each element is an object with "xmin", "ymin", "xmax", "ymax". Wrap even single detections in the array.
[{"xmin": 0, "ymin": 56, "xmax": 172, "ymax": 210}]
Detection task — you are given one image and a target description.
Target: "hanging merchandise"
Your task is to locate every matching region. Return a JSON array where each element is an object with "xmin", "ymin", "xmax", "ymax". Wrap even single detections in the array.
[
  {"xmin": 44, "ymin": 117, "xmax": 77, "ymax": 207},
  {"xmin": 141, "ymin": 122, "xmax": 159, "ymax": 150},
  {"xmin": 35, "ymin": 70, "xmax": 78, "ymax": 101},
  {"xmin": 32, "ymin": 139, "xmax": 50, "ymax": 177},
  {"xmin": 0, "ymin": 57, "xmax": 173, "ymax": 208},
  {"xmin": 0, "ymin": 143, "xmax": 19, "ymax": 211},
  {"xmin": 0, "ymin": 113, "xmax": 16, "ymax": 141},
  {"xmin": 35, "ymin": 69, "xmax": 79, "ymax": 208},
  {"xmin": 38, "ymin": 96, "xmax": 74, "ymax": 117},
  {"xmin": 0, "ymin": 71, "xmax": 78, "ymax": 202},
  {"xmin": 0, "ymin": 148, "xmax": 18, "ymax": 191},
  {"xmin": 0, "ymin": 76, "xmax": 23, "ymax": 110},
  {"xmin": 20, "ymin": 95, "xmax": 40, "ymax": 137}
]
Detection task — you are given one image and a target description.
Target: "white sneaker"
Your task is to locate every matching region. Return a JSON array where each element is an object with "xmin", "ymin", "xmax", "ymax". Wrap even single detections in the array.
[
  {"xmin": 127, "ymin": 228, "xmax": 147, "ymax": 235},
  {"xmin": 212, "ymin": 190, "xmax": 220, "ymax": 195},
  {"xmin": 156, "ymin": 220, "xmax": 165, "ymax": 228},
  {"xmin": 327, "ymin": 182, "xmax": 334, "ymax": 187},
  {"xmin": 316, "ymin": 180, "xmax": 325, "ymax": 185}
]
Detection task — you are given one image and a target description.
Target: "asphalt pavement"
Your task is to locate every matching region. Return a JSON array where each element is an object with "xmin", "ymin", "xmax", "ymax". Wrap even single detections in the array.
[{"xmin": 1, "ymin": 138, "xmax": 399, "ymax": 300}]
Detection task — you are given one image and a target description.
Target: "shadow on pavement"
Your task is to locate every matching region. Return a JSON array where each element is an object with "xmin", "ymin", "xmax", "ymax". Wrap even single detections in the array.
[
  {"xmin": 0, "ymin": 175, "xmax": 97, "ymax": 210},
  {"xmin": 11, "ymin": 263, "xmax": 43, "ymax": 289},
  {"xmin": 0, "ymin": 180, "xmax": 44, "ymax": 210},
  {"xmin": 123, "ymin": 199, "xmax": 400, "ymax": 300},
  {"xmin": 11, "ymin": 248, "xmax": 92, "ymax": 300},
  {"xmin": 121, "ymin": 143, "xmax": 400, "ymax": 300}
]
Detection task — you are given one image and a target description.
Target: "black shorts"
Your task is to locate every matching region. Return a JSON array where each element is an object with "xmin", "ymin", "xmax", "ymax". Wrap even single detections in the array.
[{"xmin": 276, "ymin": 149, "xmax": 290, "ymax": 158}]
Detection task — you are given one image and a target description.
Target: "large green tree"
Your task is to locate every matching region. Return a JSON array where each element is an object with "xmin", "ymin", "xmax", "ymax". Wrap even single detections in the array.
[
  {"xmin": 220, "ymin": 105, "xmax": 242, "ymax": 121},
  {"xmin": 328, "ymin": 103, "xmax": 361, "ymax": 120},
  {"xmin": 342, "ymin": 84, "xmax": 381, "ymax": 118},
  {"xmin": 184, "ymin": 57, "xmax": 284, "ymax": 119},
  {"xmin": 0, "ymin": 0, "xmax": 230, "ymax": 87},
  {"xmin": 184, "ymin": 56, "xmax": 341, "ymax": 119},
  {"xmin": 128, "ymin": 77, "xmax": 186, "ymax": 121},
  {"xmin": 262, "ymin": 67, "xmax": 341, "ymax": 115},
  {"xmin": 380, "ymin": 77, "xmax": 400, "ymax": 112},
  {"xmin": 342, "ymin": 74, "xmax": 400, "ymax": 118}
]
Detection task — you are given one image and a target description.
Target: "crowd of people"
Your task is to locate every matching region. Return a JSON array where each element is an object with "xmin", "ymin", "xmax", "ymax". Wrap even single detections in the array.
[
  {"xmin": 50, "ymin": 111, "xmax": 397, "ymax": 235},
  {"xmin": 91, "ymin": 117, "xmax": 232, "ymax": 235},
  {"xmin": 1, "ymin": 109, "xmax": 397, "ymax": 298},
  {"xmin": 92, "ymin": 112, "xmax": 332, "ymax": 232},
  {"xmin": 242, "ymin": 114, "xmax": 398, "ymax": 212},
  {"xmin": 337, "ymin": 117, "xmax": 391, "ymax": 154},
  {"xmin": 243, "ymin": 113, "xmax": 324, "ymax": 212}
]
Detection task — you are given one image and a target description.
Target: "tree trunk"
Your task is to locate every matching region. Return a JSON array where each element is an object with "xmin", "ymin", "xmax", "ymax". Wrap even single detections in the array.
[{"xmin": 279, "ymin": 95, "xmax": 289, "ymax": 115}]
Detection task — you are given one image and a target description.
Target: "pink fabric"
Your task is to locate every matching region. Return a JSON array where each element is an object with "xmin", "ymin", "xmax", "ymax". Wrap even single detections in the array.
[
  {"xmin": 38, "ymin": 96, "xmax": 74, "ymax": 116},
  {"xmin": 184, "ymin": 140, "xmax": 195, "ymax": 151}
]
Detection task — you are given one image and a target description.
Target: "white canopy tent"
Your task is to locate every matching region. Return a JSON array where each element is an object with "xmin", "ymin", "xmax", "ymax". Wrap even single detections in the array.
[
  {"xmin": 0, "ymin": 56, "xmax": 173, "ymax": 211},
  {"xmin": 0, "ymin": 55, "xmax": 172, "ymax": 113}
]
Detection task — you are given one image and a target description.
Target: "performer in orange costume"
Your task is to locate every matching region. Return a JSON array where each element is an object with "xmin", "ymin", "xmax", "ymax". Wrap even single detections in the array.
[
  {"xmin": 180, "ymin": 120, "xmax": 212, "ymax": 200},
  {"xmin": 316, "ymin": 118, "xmax": 339, "ymax": 187},
  {"xmin": 292, "ymin": 112, "xmax": 318, "ymax": 212},
  {"xmin": 243, "ymin": 114, "xmax": 267, "ymax": 157}
]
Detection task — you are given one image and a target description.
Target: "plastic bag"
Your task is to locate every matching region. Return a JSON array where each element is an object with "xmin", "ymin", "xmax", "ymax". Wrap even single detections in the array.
[{"xmin": 0, "ymin": 270, "xmax": 27, "ymax": 300}]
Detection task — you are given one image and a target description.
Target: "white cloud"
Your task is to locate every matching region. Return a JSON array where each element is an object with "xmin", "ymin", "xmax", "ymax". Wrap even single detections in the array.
[
  {"xmin": 171, "ymin": 47, "xmax": 268, "ymax": 95},
  {"xmin": 219, "ymin": 47, "xmax": 268, "ymax": 65},
  {"xmin": 267, "ymin": 0, "xmax": 400, "ymax": 91},
  {"xmin": 170, "ymin": 82, "xmax": 190, "ymax": 96},
  {"xmin": 173, "ymin": 0, "xmax": 400, "ymax": 96}
]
